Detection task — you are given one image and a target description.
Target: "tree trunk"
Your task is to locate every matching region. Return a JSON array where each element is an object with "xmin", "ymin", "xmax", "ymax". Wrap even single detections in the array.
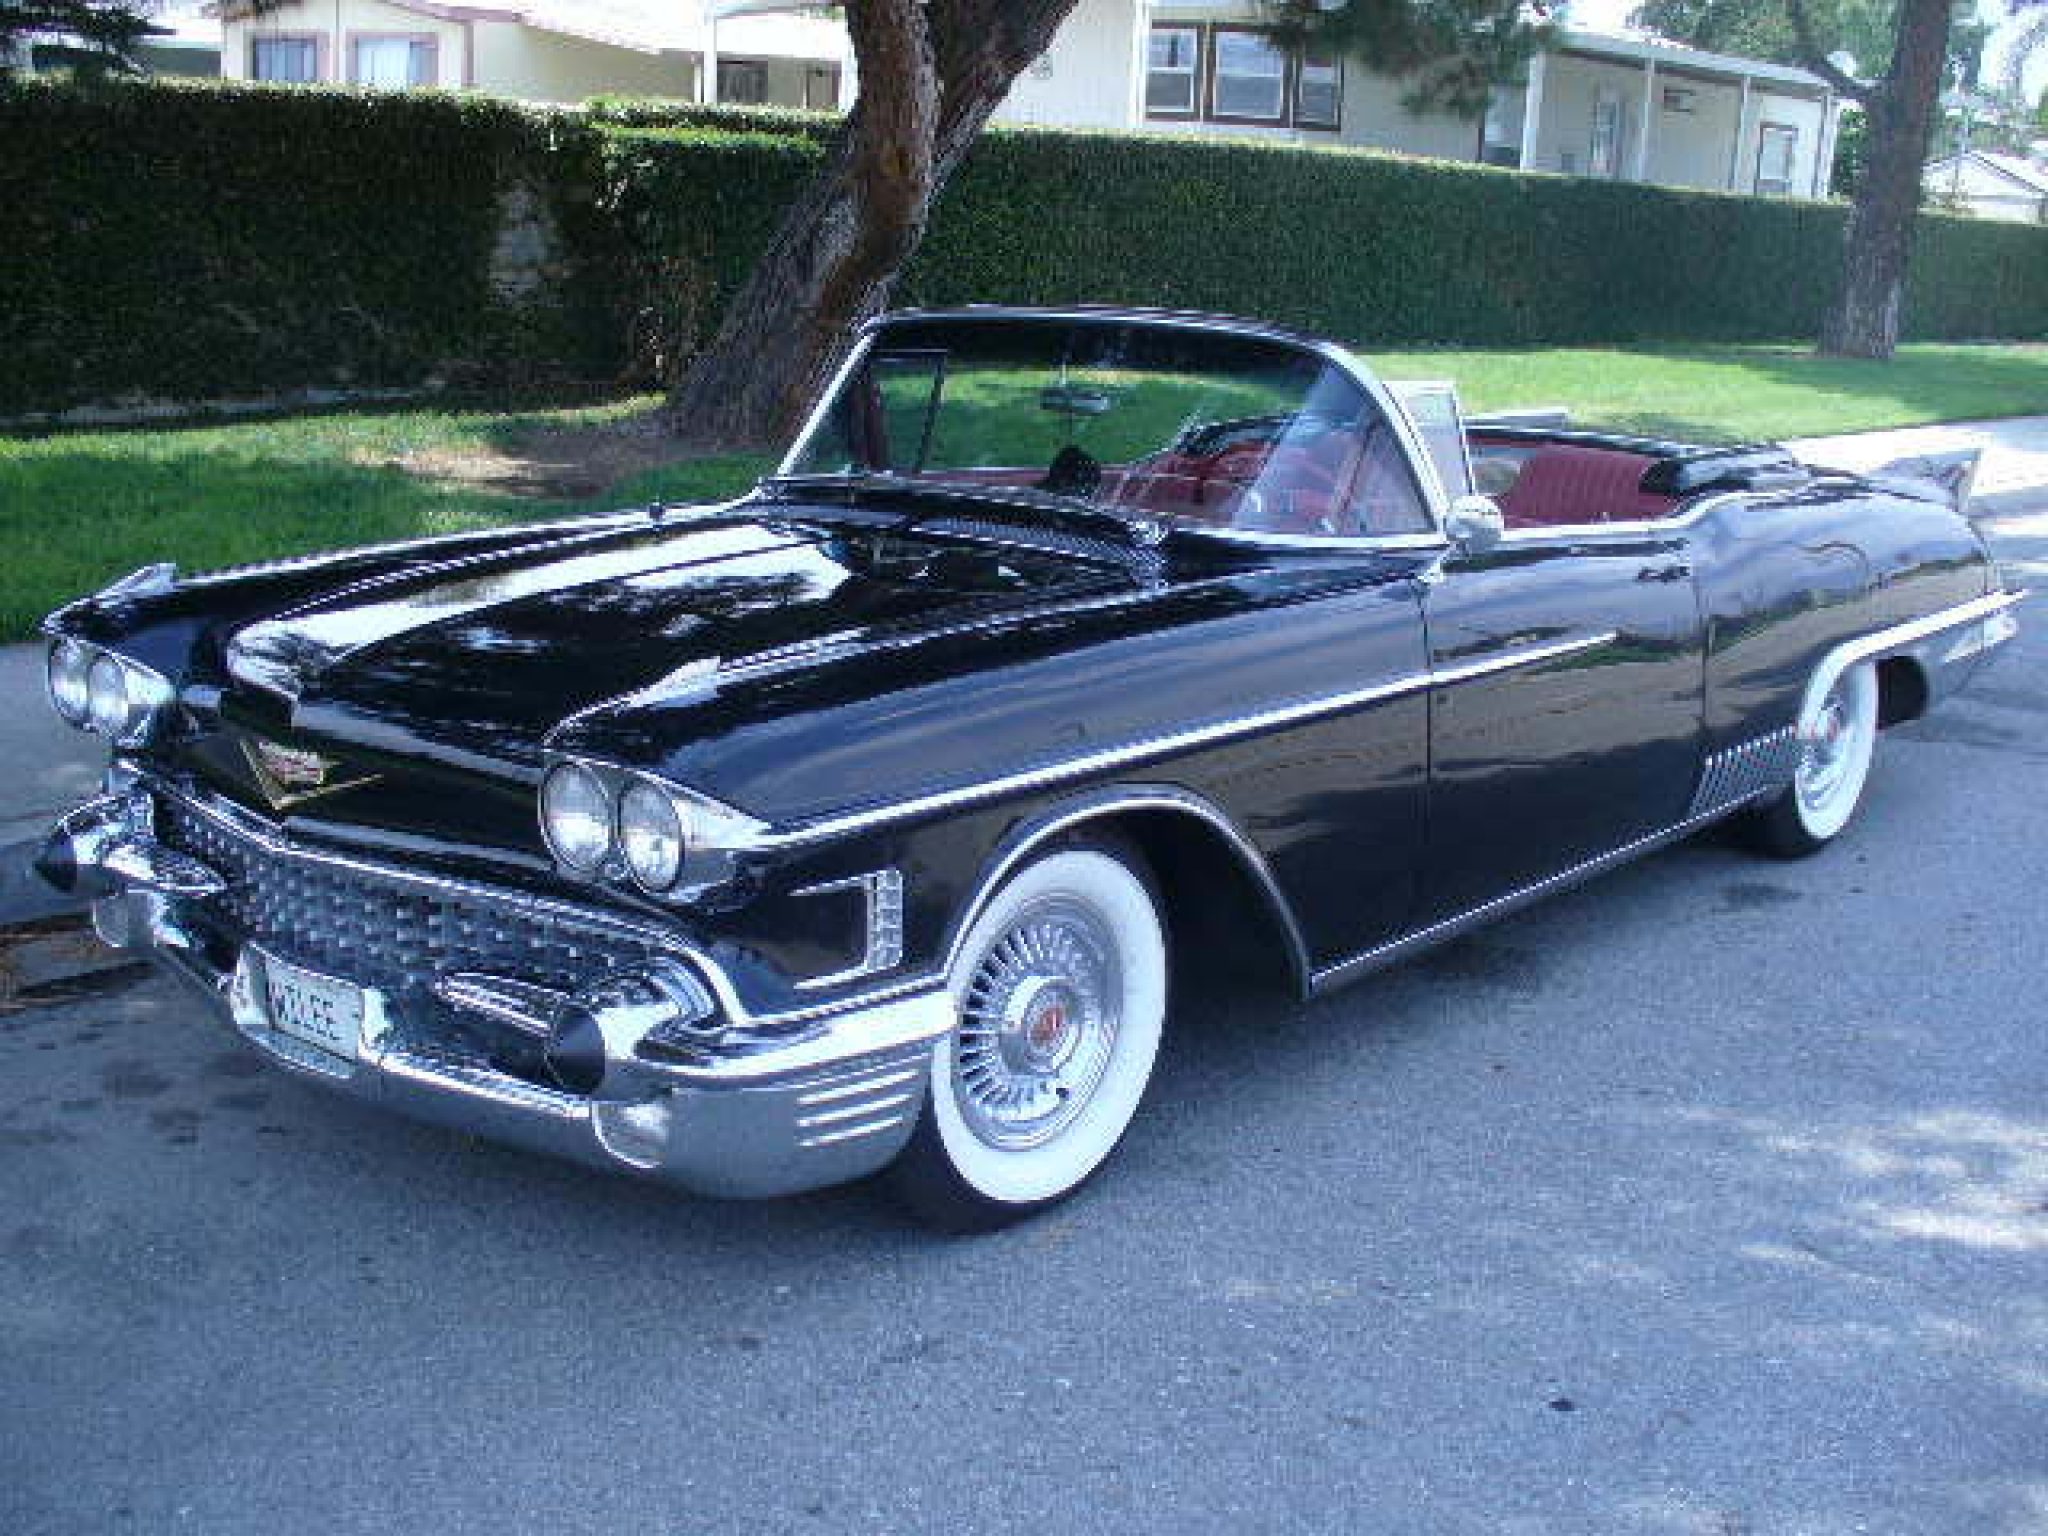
[
  {"xmin": 663, "ymin": 0, "xmax": 1081, "ymax": 451},
  {"xmin": 662, "ymin": 0, "xmax": 938, "ymax": 450},
  {"xmin": 1819, "ymin": 0, "xmax": 1952, "ymax": 359}
]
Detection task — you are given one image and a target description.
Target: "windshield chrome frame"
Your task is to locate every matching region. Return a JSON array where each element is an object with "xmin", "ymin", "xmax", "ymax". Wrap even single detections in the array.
[{"xmin": 774, "ymin": 307, "xmax": 1452, "ymax": 549}]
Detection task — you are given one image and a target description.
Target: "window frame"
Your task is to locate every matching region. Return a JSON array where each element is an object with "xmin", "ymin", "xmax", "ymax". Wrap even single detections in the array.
[
  {"xmin": 248, "ymin": 32, "xmax": 325, "ymax": 84},
  {"xmin": 1206, "ymin": 24, "xmax": 1291, "ymax": 126},
  {"xmin": 1292, "ymin": 46, "xmax": 1343, "ymax": 132},
  {"xmin": 345, "ymin": 31, "xmax": 439, "ymax": 89},
  {"xmin": 1754, "ymin": 121, "xmax": 1798, "ymax": 197},
  {"xmin": 1143, "ymin": 23, "xmax": 1340, "ymax": 133},
  {"xmin": 1144, "ymin": 22, "xmax": 1202, "ymax": 119}
]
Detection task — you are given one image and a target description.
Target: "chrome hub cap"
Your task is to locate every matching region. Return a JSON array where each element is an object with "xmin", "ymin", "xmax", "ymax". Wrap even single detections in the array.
[
  {"xmin": 1798, "ymin": 689, "xmax": 1853, "ymax": 811},
  {"xmin": 954, "ymin": 896, "xmax": 1121, "ymax": 1150}
]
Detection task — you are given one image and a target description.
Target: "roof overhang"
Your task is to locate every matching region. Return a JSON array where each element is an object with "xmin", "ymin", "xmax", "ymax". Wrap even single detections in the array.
[{"xmin": 1553, "ymin": 25, "xmax": 1830, "ymax": 95}]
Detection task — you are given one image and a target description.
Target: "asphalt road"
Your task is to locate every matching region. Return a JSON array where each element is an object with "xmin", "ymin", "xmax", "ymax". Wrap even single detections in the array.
[{"xmin": 4, "ymin": 523, "xmax": 2045, "ymax": 1536}]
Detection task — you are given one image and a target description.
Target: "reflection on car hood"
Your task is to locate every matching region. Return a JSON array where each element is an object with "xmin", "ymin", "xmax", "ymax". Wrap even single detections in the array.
[{"xmin": 221, "ymin": 506, "xmax": 1122, "ymax": 775}]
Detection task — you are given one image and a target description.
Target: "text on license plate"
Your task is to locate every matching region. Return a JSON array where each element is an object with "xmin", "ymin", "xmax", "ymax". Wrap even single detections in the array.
[{"xmin": 261, "ymin": 953, "xmax": 364, "ymax": 1060}]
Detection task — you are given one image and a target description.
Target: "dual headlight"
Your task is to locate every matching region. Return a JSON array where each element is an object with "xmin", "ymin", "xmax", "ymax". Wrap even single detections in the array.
[
  {"xmin": 541, "ymin": 761, "xmax": 699, "ymax": 895},
  {"xmin": 46, "ymin": 639, "xmax": 176, "ymax": 746}
]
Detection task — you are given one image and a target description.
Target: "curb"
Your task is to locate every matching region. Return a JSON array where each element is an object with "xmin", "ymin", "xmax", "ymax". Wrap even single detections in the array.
[{"xmin": 1, "ymin": 837, "xmax": 82, "ymax": 927}]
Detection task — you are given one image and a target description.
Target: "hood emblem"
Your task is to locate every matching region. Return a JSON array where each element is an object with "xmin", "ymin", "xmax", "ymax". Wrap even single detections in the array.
[{"xmin": 240, "ymin": 738, "xmax": 380, "ymax": 812}]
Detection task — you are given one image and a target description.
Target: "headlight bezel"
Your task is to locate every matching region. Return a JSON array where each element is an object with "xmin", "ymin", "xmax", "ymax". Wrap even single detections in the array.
[
  {"xmin": 618, "ymin": 779, "xmax": 689, "ymax": 893},
  {"xmin": 44, "ymin": 637, "xmax": 177, "ymax": 746},
  {"xmin": 539, "ymin": 761, "xmax": 617, "ymax": 874},
  {"xmin": 537, "ymin": 756, "xmax": 765, "ymax": 902},
  {"xmin": 46, "ymin": 639, "xmax": 93, "ymax": 725}
]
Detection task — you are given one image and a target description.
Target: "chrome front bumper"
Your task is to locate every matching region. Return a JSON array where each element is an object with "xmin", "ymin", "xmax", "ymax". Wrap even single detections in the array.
[{"xmin": 46, "ymin": 784, "xmax": 950, "ymax": 1199}]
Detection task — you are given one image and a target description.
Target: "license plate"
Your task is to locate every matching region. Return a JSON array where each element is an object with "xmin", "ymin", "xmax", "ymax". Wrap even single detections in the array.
[{"xmin": 260, "ymin": 952, "xmax": 364, "ymax": 1061}]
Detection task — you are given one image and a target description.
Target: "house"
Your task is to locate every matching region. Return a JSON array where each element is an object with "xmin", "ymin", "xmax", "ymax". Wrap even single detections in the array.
[
  {"xmin": 213, "ymin": 1, "xmax": 852, "ymax": 108},
  {"xmin": 1000, "ymin": 2, "xmax": 1842, "ymax": 199},
  {"xmin": 1924, "ymin": 150, "xmax": 2048, "ymax": 223},
  {"xmin": 212, "ymin": 0, "xmax": 1841, "ymax": 201},
  {"xmin": 8, "ymin": 0, "xmax": 220, "ymax": 77}
]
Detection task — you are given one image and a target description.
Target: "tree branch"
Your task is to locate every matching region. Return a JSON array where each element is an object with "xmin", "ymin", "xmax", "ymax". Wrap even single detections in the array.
[{"xmin": 1787, "ymin": 0, "xmax": 1875, "ymax": 105}]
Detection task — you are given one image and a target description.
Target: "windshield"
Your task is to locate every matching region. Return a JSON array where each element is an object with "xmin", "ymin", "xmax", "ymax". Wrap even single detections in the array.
[{"xmin": 784, "ymin": 317, "xmax": 1435, "ymax": 539}]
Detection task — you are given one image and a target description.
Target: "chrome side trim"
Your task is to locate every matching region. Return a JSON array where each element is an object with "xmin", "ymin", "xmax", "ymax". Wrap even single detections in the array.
[
  {"xmin": 762, "ymin": 631, "xmax": 1615, "ymax": 847},
  {"xmin": 1687, "ymin": 725, "xmax": 1800, "ymax": 818},
  {"xmin": 1497, "ymin": 489, "xmax": 1753, "ymax": 543},
  {"xmin": 1428, "ymin": 630, "xmax": 1617, "ymax": 688},
  {"xmin": 1808, "ymin": 589, "xmax": 2024, "ymax": 706},
  {"xmin": 1313, "ymin": 591, "xmax": 2021, "ymax": 996},
  {"xmin": 1311, "ymin": 804, "xmax": 1737, "ymax": 995}
]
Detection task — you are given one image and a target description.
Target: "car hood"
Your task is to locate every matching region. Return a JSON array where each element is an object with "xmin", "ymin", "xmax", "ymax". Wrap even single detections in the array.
[{"xmin": 212, "ymin": 508, "xmax": 1125, "ymax": 783}]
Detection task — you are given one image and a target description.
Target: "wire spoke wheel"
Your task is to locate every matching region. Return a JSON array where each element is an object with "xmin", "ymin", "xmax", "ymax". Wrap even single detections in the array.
[
  {"xmin": 1748, "ymin": 658, "xmax": 1880, "ymax": 857},
  {"xmin": 954, "ymin": 896, "xmax": 1123, "ymax": 1151},
  {"xmin": 890, "ymin": 844, "xmax": 1167, "ymax": 1229}
]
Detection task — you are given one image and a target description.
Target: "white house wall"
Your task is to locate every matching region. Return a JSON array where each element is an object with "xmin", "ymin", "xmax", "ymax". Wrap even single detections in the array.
[
  {"xmin": 1332, "ymin": 68, "xmax": 1479, "ymax": 161},
  {"xmin": 470, "ymin": 24, "xmax": 692, "ymax": 102},
  {"xmin": 223, "ymin": 0, "xmax": 465, "ymax": 87},
  {"xmin": 996, "ymin": 0, "xmax": 1141, "ymax": 128},
  {"xmin": 1743, "ymin": 88, "xmax": 1827, "ymax": 196},
  {"xmin": 1641, "ymin": 71, "xmax": 1744, "ymax": 190},
  {"xmin": 1929, "ymin": 159, "xmax": 2048, "ymax": 222}
]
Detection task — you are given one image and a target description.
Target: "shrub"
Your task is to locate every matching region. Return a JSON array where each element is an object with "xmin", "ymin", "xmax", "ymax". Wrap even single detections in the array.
[{"xmin": 3, "ymin": 79, "xmax": 2044, "ymax": 417}]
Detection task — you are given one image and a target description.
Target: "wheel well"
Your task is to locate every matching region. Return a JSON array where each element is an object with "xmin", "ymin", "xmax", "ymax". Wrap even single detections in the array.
[
  {"xmin": 1081, "ymin": 807, "xmax": 1307, "ymax": 1000},
  {"xmin": 1875, "ymin": 655, "xmax": 1930, "ymax": 728}
]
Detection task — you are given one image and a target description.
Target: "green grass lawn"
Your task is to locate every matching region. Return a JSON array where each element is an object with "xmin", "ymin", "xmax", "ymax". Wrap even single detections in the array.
[
  {"xmin": 2, "ymin": 340, "xmax": 2042, "ymax": 642},
  {"xmin": 1362, "ymin": 341, "xmax": 2048, "ymax": 442},
  {"xmin": 0, "ymin": 400, "xmax": 766, "ymax": 640}
]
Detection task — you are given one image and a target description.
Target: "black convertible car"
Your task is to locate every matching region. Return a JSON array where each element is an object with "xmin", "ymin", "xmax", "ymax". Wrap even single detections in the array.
[{"xmin": 38, "ymin": 307, "xmax": 2019, "ymax": 1228}]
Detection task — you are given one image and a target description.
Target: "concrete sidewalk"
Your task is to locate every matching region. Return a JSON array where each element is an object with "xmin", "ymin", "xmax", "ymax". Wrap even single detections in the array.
[
  {"xmin": 0, "ymin": 646, "xmax": 107, "ymax": 923},
  {"xmin": 1789, "ymin": 414, "xmax": 2048, "ymax": 522}
]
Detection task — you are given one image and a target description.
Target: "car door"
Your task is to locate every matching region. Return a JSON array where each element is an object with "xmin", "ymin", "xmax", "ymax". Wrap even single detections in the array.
[{"xmin": 1417, "ymin": 522, "xmax": 1706, "ymax": 923}]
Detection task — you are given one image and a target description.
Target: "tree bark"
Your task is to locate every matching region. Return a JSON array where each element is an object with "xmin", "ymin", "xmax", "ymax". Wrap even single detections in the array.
[
  {"xmin": 1813, "ymin": 0, "xmax": 1953, "ymax": 359},
  {"xmin": 663, "ymin": 0, "xmax": 1080, "ymax": 451}
]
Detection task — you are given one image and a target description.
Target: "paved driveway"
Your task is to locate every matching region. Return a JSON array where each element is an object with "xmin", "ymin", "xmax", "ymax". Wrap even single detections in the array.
[{"xmin": 3, "ymin": 526, "xmax": 2045, "ymax": 1536}]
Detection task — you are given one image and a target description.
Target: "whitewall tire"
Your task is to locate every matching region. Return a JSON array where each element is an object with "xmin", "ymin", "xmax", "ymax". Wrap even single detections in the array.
[
  {"xmin": 1749, "ymin": 659, "xmax": 1880, "ymax": 857},
  {"xmin": 889, "ymin": 843, "xmax": 1167, "ymax": 1231}
]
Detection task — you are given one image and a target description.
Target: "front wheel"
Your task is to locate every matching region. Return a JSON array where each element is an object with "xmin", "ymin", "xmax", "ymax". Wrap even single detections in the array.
[
  {"xmin": 888, "ymin": 844, "xmax": 1168, "ymax": 1232},
  {"xmin": 1746, "ymin": 659, "xmax": 1880, "ymax": 858}
]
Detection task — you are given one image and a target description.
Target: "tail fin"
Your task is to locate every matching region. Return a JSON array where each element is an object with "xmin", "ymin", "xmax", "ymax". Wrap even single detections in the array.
[{"xmin": 1869, "ymin": 449, "xmax": 1981, "ymax": 513}]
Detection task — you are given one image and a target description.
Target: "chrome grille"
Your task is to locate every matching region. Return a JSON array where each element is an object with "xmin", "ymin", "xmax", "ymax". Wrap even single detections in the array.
[{"xmin": 157, "ymin": 796, "xmax": 669, "ymax": 1004}]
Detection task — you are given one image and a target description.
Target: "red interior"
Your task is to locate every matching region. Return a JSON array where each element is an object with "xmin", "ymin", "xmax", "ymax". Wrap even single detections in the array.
[{"xmin": 1470, "ymin": 434, "xmax": 1679, "ymax": 529}]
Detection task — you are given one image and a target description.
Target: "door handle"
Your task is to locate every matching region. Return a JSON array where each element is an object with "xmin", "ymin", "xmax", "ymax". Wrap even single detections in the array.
[{"xmin": 1636, "ymin": 561, "xmax": 1692, "ymax": 583}]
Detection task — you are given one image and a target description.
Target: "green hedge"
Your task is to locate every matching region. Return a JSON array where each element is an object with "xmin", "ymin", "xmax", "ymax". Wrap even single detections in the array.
[
  {"xmin": 4, "ymin": 79, "xmax": 2045, "ymax": 417},
  {"xmin": 0, "ymin": 79, "xmax": 626, "ymax": 414}
]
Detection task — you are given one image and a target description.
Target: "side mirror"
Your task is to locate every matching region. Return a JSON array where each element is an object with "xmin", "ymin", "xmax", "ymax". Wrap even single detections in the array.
[{"xmin": 1443, "ymin": 494, "xmax": 1505, "ymax": 555}]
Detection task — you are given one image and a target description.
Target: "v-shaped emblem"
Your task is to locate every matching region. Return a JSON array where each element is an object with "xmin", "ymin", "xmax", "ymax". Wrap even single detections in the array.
[{"xmin": 239, "ymin": 737, "xmax": 381, "ymax": 812}]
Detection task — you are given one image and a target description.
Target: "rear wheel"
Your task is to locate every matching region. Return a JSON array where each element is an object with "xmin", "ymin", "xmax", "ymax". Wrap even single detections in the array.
[
  {"xmin": 889, "ymin": 844, "xmax": 1167, "ymax": 1232},
  {"xmin": 1747, "ymin": 659, "xmax": 1880, "ymax": 858}
]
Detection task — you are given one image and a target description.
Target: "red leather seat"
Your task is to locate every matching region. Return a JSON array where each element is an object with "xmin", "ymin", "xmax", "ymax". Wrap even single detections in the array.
[{"xmin": 1494, "ymin": 445, "xmax": 1676, "ymax": 528}]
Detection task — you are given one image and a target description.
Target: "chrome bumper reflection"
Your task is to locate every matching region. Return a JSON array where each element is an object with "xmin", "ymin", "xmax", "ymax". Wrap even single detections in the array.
[{"xmin": 48, "ymin": 789, "xmax": 948, "ymax": 1200}]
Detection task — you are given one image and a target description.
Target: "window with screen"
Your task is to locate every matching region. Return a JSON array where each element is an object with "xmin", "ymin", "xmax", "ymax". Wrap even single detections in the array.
[
  {"xmin": 1295, "ymin": 49, "xmax": 1341, "ymax": 129},
  {"xmin": 250, "ymin": 35, "xmax": 320, "ymax": 82},
  {"xmin": 1145, "ymin": 25, "xmax": 1199, "ymax": 116},
  {"xmin": 350, "ymin": 36, "xmax": 436, "ymax": 88},
  {"xmin": 1211, "ymin": 28, "xmax": 1287, "ymax": 122}
]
